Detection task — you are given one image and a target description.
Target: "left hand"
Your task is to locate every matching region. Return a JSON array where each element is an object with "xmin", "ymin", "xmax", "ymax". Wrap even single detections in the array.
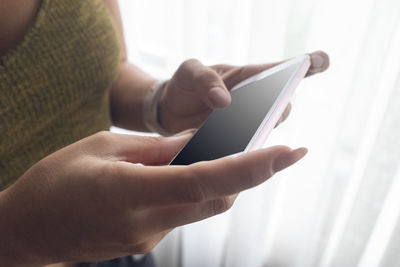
[{"xmin": 158, "ymin": 51, "xmax": 329, "ymax": 135}]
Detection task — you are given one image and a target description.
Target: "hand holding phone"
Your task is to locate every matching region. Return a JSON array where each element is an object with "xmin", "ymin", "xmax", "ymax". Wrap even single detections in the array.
[{"xmin": 171, "ymin": 55, "xmax": 311, "ymax": 165}]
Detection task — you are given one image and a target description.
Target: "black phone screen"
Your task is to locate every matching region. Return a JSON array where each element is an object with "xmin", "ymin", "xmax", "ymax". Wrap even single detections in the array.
[{"xmin": 170, "ymin": 61, "xmax": 302, "ymax": 165}]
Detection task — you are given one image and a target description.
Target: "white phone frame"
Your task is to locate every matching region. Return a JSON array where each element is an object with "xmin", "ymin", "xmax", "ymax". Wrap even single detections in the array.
[
  {"xmin": 233, "ymin": 54, "xmax": 311, "ymax": 153},
  {"xmin": 170, "ymin": 54, "xmax": 311, "ymax": 165}
]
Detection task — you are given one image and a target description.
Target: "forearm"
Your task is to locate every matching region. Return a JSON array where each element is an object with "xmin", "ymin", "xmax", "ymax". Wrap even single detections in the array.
[
  {"xmin": 109, "ymin": 62, "xmax": 157, "ymax": 131},
  {"xmin": 103, "ymin": 0, "xmax": 159, "ymax": 132}
]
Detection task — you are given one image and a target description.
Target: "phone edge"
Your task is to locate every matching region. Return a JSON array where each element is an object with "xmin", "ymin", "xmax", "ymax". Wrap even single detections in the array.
[{"xmin": 244, "ymin": 54, "xmax": 311, "ymax": 153}]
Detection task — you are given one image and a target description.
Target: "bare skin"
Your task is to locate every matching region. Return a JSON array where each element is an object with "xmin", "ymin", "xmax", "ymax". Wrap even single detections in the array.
[
  {"xmin": 0, "ymin": 131, "xmax": 307, "ymax": 266},
  {"xmin": 0, "ymin": 0, "xmax": 330, "ymax": 266},
  {"xmin": 0, "ymin": 0, "xmax": 41, "ymax": 56}
]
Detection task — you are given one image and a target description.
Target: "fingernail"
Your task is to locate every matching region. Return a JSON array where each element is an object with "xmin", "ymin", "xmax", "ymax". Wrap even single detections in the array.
[
  {"xmin": 207, "ymin": 87, "xmax": 230, "ymax": 108},
  {"xmin": 311, "ymin": 53, "xmax": 325, "ymax": 69},
  {"xmin": 274, "ymin": 117, "xmax": 283, "ymax": 128},
  {"xmin": 291, "ymin": 147, "xmax": 308, "ymax": 158},
  {"xmin": 273, "ymin": 147, "xmax": 308, "ymax": 172},
  {"xmin": 173, "ymin": 128, "xmax": 197, "ymax": 137}
]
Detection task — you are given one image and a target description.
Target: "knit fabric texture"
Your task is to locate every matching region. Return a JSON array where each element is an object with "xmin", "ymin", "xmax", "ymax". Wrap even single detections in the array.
[{"xmin": 0, "ymin": 0, "xmax": 121, "ymax": 190}]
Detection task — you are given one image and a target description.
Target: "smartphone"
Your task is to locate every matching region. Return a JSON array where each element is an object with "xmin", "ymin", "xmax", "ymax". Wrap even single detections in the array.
[{"xmin": 170, "ymin": 54, "xmax": 311, "ymax": 165}]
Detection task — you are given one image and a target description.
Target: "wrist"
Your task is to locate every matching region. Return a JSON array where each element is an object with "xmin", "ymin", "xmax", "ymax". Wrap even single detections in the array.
[
  {"xmin": 109, "ymin": 62, "xmax": 158, "ymax": 131},
  {"xmin": 142, "ymin": 79, "xmax": 171, "ymax": 136}
]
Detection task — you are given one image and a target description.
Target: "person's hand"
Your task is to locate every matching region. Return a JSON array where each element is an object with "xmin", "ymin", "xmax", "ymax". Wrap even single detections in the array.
[
  {"xmin": 0, "ymin": 131, "xmax": 307, "ymax": 266},
  {"xmin": 158, "ymin": 51, "xmax": 330, "ymax": 134}
]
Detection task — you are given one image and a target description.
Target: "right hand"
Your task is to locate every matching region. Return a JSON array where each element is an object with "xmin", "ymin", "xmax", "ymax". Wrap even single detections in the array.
[
  {"xmin": 0, "ymin": 131, "xmax": 307, "ymax": 266},
  {"xmin": 158, "ymin": 51, "xmax": 329, "ymax": 134}
]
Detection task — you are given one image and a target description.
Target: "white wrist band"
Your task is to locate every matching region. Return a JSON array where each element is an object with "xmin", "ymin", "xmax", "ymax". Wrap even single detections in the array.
[{"xmin": 143, "ymin": 80, "xmax": 170, "ymax": 136}]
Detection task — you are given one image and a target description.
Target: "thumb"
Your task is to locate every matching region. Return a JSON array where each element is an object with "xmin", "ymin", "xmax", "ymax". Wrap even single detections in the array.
[{"xmin": 173, "ymin": 59, "xmax": 231, "ymax": 109}]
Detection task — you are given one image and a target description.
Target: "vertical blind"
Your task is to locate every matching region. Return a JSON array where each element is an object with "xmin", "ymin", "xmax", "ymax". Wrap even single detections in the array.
[{"xmin": 118, "ymin": 0, "xmax": 400, "ymax": 266}]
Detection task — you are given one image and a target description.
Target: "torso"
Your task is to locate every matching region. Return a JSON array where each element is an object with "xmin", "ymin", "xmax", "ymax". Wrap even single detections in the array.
[
  {"xmin": 0, "ymin": 0, "xmax": 120, "ymax": 189},
  {"xmin": 0, "ymin": 0, "xmax": 121, "ymax": 265}
]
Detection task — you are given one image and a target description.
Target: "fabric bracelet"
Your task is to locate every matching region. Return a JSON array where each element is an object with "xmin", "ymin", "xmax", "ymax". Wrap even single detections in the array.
[{"xmin": 142, "ymin": 80, "xmax": 170, "ymax": 136}]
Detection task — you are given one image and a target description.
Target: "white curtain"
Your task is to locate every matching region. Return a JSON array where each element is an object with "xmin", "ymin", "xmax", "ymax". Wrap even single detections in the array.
[{"xmin": 117, "ymin": 0, "xmax": 400, "ymax": 266}]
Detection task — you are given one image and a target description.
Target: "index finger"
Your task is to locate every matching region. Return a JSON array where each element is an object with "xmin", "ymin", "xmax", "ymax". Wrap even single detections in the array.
[
  {"xmin": 306, "ymin": 51, "xmax": 330, "ymax": 76},
  {"xmin": 212, "ymin": 51, "xmax": 330, "ymax": 89},
  {"xmin": 126, "ymin": 146, "xmax": 307, "ymax": 208}
]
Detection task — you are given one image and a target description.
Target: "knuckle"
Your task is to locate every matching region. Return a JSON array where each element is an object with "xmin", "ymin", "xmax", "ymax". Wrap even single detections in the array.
[
  {"xmin": 95, "ymin": 130, "xmax": 112, "ymax": 140},
  {"xmin": 151, "ymin": 135, "xmax": 167, "ymax": 145},
  {"xmin": 117, "ymin": 233, "xmax": 139, "ymax": 247},
  {"xmin": 177, "ymin": 58, "xmax": 200, "ymax": 78},
  {"xmin": 114, "ymin": 217, "xmax": 145, "ymax": 246},
  {"xmin": 266, "ymin": 160, "xmax": 277, "ymax": 178},
  {"xmin": 92, "ymin": 162, "xmax": 140, "ymax": 209},
  {"xmin": 195, "ymin": 69, "xmax": 219, "ymax": 85},
  {"xmin": 90, "ymin": 163, "xmax": 123, "ymax": 207},
  {"xmin": 113, "ymin": 226, "xmax": 132, "ymax": 244},
  {"xmin": 175, "ymin": 59, "xmax": 224, "ymax": 93},
  {"xmin": 173, "ymin": 60, "xmax": 199, "ymax": 89},
  {"xmin": 230, "ymin": 156, "xmax": 261, "ymax": 189},
  {"xmin": 180, "ymin": 168, "xmax": 207, "ymax": 202},
  {"xmin": 246, "ymin": 167, "xmax": 264, "ymax": 188},
  {"xmin": 142, "ymin": 135, "xmax": 164, "ymax": 147},
  {"xmin": 142, "ymin": 136, "xmax": 166, "ymax": 158},
  {"xmin": 181, "ymin": 58, "xmax": 200, "ymax": 69},
  {"xmin": 28, "ymin": 159, "xmax": 56, "ymax": 190},
  {"xmin": 247, "ymin": 158, "xmax": 275, "ymax": 187},
  {"xmin": 99, "ymin": 160, "xmax": 122, "ymax": 181},
  {"xmin": 209, "ymin": 64, "xmax": 226, "ymax": 74},
  {"xmin": 93, "ymin": 131, "xmax": 114, "ymax": 147},
  {"xmin": 265, "ymin": 151, "xmax": 286, "ymax": 178},
  {"xmin": 95, "ymin": 162, "xmax": 117, "ymax": 189},
  {"xmin": 225, "ymin": 196, "xmax": 235, "ymax": 210},
  {"xmin": 234, "ymin": 66, "xmax": 247, "ymax": 78},
  {"xmin": 134, "ymin": 241, "xmax": 157, "ymax": 254},
  {"xmin": 209, "ymin": 197, "xmax": 231, "ymax": 215}
]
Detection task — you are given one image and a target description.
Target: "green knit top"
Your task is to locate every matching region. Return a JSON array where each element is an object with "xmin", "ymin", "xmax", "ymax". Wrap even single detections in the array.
[{"xmin": 0, "ymin": 0, "xmax": 121, "ymax": 190}]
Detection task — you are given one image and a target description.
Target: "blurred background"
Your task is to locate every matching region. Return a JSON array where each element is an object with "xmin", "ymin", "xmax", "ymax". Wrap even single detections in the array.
[{"xmin": 115, "ymin": 0, "xmax": 400, "ymax": 266}]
